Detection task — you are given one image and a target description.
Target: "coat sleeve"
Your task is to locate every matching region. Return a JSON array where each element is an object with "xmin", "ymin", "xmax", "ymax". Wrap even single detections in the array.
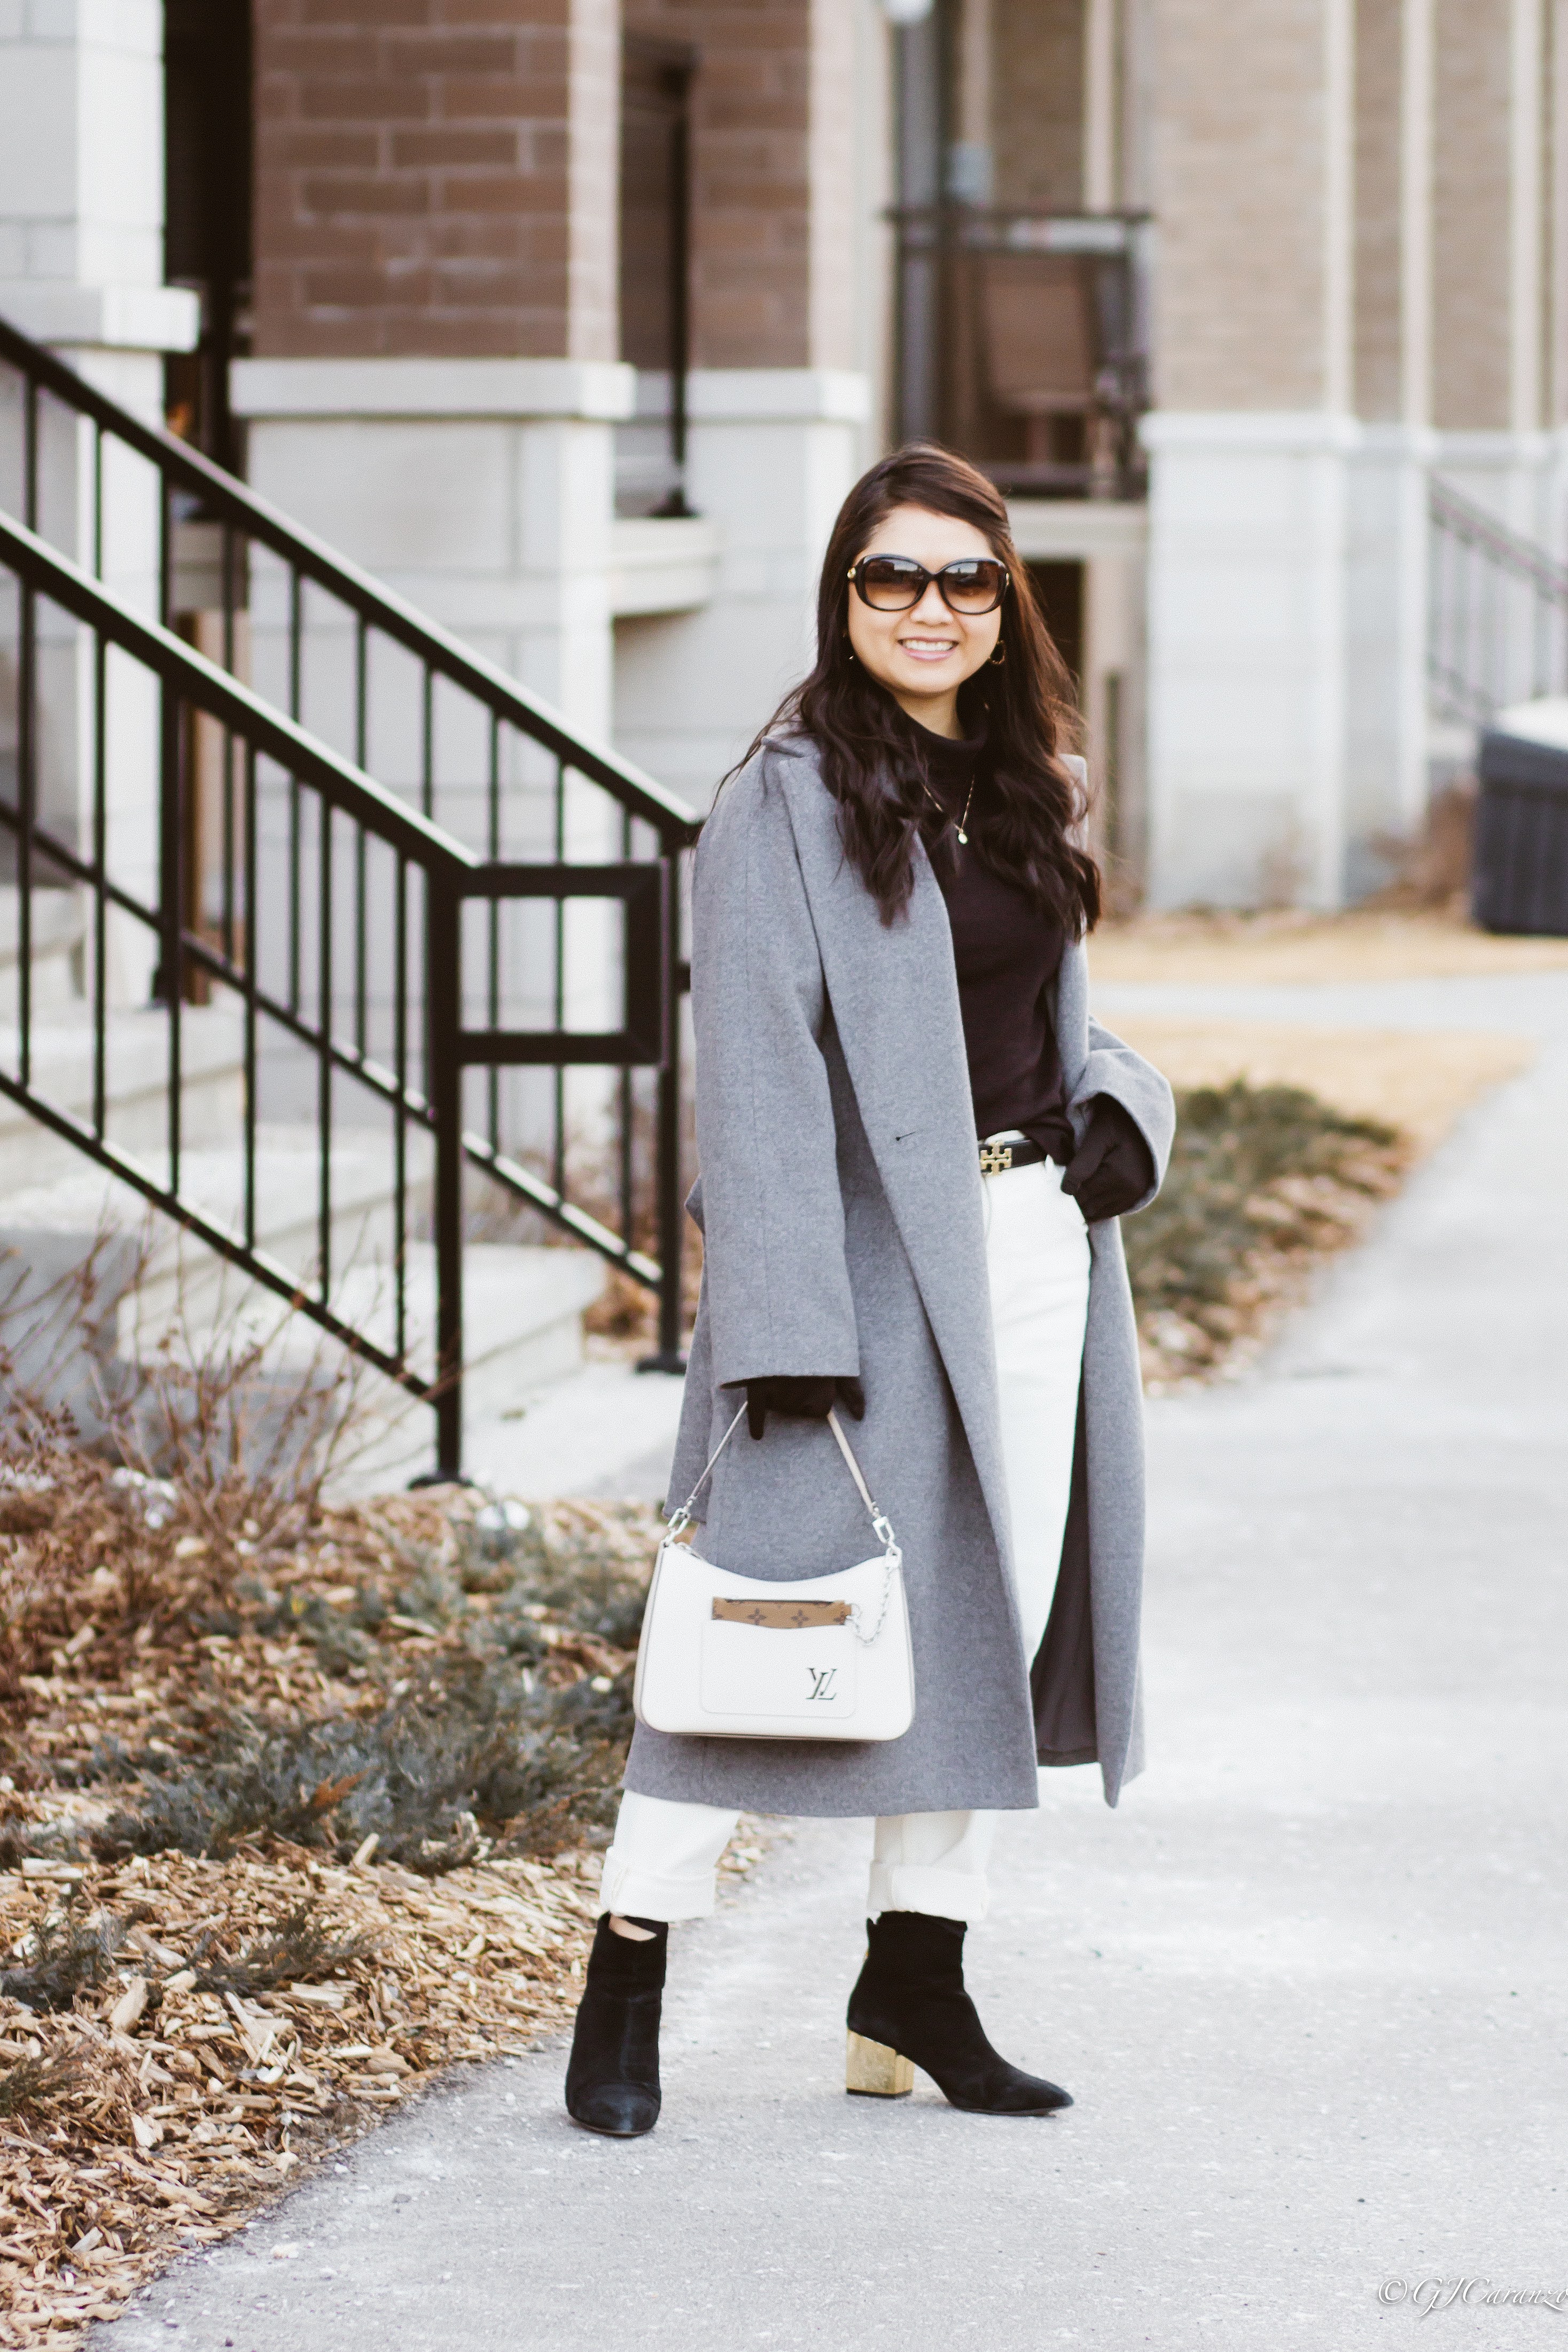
[
  {"xmin": 1072, "ymin": 1015, "xmax": 1177, "ymax": 1217},
  {"xmin": 690, "ymin": 754, "xmax": 860, "ymax": 1390}
]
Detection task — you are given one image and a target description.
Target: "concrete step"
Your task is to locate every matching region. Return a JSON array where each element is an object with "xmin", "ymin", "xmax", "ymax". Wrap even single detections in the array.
[
  {"xmin": 452, "ymin": 1353, "xmax": 688, "ymax": 1505},
  {"xmin": 0, "ymin": 1128, "xmax": 607, "ymax": 1482},
  {"xmin": 297, "ymin": 1244, "xmax": 612, "ymax": 1490},
  {"xmin": 0, "ymin": 1123, "xmax": 425, "ymax": 1311},
  {"xmin": 338, "ymin": 1242, "xmax": 607, "ymax": 1419},
  {"xmin": 182, "ymin": 1235, "xmax": 606, "ymax": 1406},
  {"xmin": 0, "ymin": 889, "xmax": 85, "ymax": 1019},
  {"xmin": 0, "ymin": 1003, "xmax": 244, "ymax": 1191}
]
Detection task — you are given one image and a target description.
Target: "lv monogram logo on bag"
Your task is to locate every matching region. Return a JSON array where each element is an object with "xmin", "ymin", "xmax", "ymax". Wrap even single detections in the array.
[
  {"xmin": 712, "ymin": 1597, "xmax": 851, "ymax": 1627},
  {"xmin": 806, "ymin": 1666, "xmax": 839, "ymax": 1703}
]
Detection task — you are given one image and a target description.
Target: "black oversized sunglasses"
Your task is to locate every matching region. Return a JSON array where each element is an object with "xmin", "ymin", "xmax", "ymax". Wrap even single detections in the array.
[{"xmin": 847, "ymin": 554, "xmax": 1012, "ymax": 617}]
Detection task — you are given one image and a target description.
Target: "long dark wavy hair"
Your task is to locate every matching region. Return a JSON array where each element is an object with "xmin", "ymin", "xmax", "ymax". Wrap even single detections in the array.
[{"xmin": 736, "ymin": 441, "xmax": 1099, "ymax": 932}]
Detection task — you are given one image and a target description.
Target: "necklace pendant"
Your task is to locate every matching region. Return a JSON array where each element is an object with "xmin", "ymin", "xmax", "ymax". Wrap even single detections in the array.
[{"xmin": 956, "ymin": 826, "xmax": 968, "ymax": 845}]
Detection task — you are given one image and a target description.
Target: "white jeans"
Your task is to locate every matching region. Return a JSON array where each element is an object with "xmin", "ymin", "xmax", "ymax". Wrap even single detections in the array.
[{"xmin": 600, "ymin": 1150, "xmax": 1091, "ymax": 1925}]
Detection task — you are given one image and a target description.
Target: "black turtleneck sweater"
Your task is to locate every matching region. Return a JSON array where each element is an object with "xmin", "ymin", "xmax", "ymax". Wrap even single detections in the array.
[{"xmin": 903, "ymin": 711, "xmax": 1075, "ymax": 1164}]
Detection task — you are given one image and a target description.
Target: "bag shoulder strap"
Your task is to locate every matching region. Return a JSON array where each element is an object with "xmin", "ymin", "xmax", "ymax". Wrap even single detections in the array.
[
  {"xmin": 670, "ymin": 1401, "xmax": 747, "ymax": 1525},
  {"xmin": 824, "ymin": 1409, "xmax": 877, "ymax": 1516},
  {"xmin": 668, "ymin": 1403, "xmax": 897, "ymax": 1557}
]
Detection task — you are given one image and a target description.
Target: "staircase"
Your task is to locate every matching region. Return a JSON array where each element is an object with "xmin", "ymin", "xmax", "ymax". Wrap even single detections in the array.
[
  {"xmin": 1429, "ymin": 479, "xmax": 1568, "ymax": 727},
  {"xmin": 0, "ymin": 1137, "xmax": 609, "ymax": 1484},
  {"xmin": 0, "ymin": 314, "xmax": 699, "ymax": 1480}
]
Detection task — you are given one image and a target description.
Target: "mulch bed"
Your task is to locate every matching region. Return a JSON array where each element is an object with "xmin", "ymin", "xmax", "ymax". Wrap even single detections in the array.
[
  {"xmin": 0, "ymin": 1843, "xmax": 599, "ymax": 2341},
  {"xmin": 0, "ymin": 1468, "xmax": 667, "ymax": 2341},
  {"xmin": 1126, "ymin": 1080, "xmax": 1413, "ymax": 1385}
]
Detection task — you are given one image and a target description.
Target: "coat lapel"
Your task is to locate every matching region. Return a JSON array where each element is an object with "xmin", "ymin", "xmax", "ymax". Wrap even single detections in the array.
[{"xmin": 770, "ymin": 744, "xmax": 1016, "ymax": 1576}]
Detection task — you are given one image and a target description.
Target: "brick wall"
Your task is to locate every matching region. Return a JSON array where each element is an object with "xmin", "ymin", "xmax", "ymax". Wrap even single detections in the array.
[
  {"xmin": 1150, "ymin": 0, "xmax": 1335, "ymax": 411},
  {"xmin": 1431, "ymin": 0, "xmax": 1512, "ymax": 429},
  {"xmin": 620, "ymin": 0, "xmax": 852, "ymax": 370},
  {"xmin": 1353, "ymin": 0, "xmax": 1402, "ymax": 422},
  {"xmin": 252, "ymin": 0, "xmax": 618, "ymax": 360}
]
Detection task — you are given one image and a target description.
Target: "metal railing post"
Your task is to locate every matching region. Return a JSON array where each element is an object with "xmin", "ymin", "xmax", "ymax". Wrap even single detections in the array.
[
  {"xmin": 155, "ymin": 682, "xmax": 184, "ymax": 1188},
  {"xmin": 426, "ymin": 869, "xmax": 465, "ymax": 1474}
]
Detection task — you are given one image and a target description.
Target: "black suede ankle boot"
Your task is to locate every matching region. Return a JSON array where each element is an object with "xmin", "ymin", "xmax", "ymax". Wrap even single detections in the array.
[
  {"xmin": 845, "ymin": 1911, "xmax": 1072, "ymax": 2116},
  {"xmin": 564, "ymin": 1914, "xmax": 667, "ymax": 2137}
]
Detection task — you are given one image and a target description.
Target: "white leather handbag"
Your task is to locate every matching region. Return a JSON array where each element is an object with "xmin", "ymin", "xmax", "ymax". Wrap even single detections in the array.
[{"xmin": 634, "ymin": 1406, "xmax": 915, "ymax": 1742}]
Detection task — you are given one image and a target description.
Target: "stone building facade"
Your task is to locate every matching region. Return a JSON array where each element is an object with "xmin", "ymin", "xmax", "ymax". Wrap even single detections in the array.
[{"xmin": 3, "ymin": 0, "xmax": 1566, "ymax": 907}]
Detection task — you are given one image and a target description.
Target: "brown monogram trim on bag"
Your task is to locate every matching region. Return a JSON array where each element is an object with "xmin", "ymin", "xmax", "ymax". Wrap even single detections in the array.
[{"xmin": 711, "ymin": 1598, "xmax": 852, "ymax": 1629}]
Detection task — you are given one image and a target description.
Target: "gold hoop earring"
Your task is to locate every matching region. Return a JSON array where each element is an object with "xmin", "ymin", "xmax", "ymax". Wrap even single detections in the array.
[{"xmin": 989, "ymin": 642, "xmax": 1007, "ymax": 666}]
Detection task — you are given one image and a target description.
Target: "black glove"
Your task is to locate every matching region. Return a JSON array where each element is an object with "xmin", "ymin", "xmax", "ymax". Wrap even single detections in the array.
[
  {"xmin": 1062, "ymin": 1096, "xmax": 1155, "ymax": 1224},
  {"xmin": 745, "ymin": 1374, "xmax": 865, "ymax": 1441}
]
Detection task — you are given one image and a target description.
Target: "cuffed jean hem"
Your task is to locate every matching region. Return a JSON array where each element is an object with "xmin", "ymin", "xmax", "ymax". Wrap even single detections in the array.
[
  {"xmin": 597, "ymin": 1859, "xmax": 721, "ymax": 1922},
  {"xmin": 597, "ymin": 1791, "xmax": 740, "ymax": 1922},
  {"xmin": 867, "ymin": 1863, "xmax": 992, "ymax": 1924}
]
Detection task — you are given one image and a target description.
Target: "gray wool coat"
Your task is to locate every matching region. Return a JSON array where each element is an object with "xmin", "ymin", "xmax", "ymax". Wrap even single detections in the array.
[{"xmin": 625, "ymin": 735, "xmax": 1175, "ymax": 1818}]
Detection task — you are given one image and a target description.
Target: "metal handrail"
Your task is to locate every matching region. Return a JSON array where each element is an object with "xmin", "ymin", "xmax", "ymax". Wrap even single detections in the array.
[
  {"xmin": 1, "ymin": 306, "xmax": 703, "ymax": 1471},
  {"xmin": 0, "ymin": 514, "xmax": 477, "ymax": 875},
  {"xmin": 1428, "ymin": 480, "xmax": 1568, "ymax": 728},
  {"xmin": 1430, "ymin": 479, "xmax": 1568, "ymax": 601},
  {"xmin": 0, "ymin": 513, "xmax": 685, "ymax": 1469},
  {"xmin": 0, "ymin": 312, "xmax": 695, "ymax": 843}
]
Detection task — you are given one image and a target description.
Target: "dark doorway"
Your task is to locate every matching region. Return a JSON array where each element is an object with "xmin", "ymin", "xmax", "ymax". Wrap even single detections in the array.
[
  {"xmin": 619, "ymin": 36, "xmax": 697, "ymax": 516},
  {"xmin": 164, "ymin": 0, "xmax": 252, "ymax": 473},
  {"xmin": 1027, "ymin": 561, "xmax": 1084, "ymax": 704}
]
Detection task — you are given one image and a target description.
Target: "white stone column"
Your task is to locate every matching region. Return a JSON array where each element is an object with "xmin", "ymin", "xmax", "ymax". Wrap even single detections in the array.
[
  {"xmin": 1340, "ymin": 0, "xmax": 1437, "ymax": 886},
  {"xmin": 1142, "ymin": 0, "xmax": 1361, "ymax": 907},
  {"xmin": 230, "ymin": 357, "xmax": 634, "ymax": 759},
  {"xmin": 611, "ymin": 369, "xmax": 871, "ymax": 811},
  {"xmin": 1141, "ymin": 412, "xmax": 1358, "ymax": 910},
  {"xmin": 1344, "ymin": 423, "xmax": 1438, "ymax": 889},
  {"xmin": 0, "ymin": 0, "xmax": 196, "ymax": 577}
]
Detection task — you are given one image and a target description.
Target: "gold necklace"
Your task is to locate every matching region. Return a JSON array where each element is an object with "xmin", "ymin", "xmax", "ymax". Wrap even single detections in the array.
[{"xmin": 923, "ymin": 775, "xmax": 977, "ymax": 845}]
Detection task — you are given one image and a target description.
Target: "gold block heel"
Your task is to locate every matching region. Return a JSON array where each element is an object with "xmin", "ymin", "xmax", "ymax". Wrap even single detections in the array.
[{"xmin": 846, "ymin": 2030, "xmax": 914, "ymax": 2098}]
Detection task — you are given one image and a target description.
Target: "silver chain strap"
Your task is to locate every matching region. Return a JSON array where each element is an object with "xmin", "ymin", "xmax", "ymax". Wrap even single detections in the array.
[{"xmin": 848, "ymin": 1531, "xmax": 901, "ymax": 1648}]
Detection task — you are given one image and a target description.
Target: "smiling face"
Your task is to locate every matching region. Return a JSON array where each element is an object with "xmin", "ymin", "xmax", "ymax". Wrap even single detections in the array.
[{"xmin": 844, "ymin": 502, "xmax": 1007, "ymax": 739}]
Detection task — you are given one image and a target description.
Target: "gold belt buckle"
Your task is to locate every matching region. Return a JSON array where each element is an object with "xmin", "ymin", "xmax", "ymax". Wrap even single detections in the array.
[{"xmin": 979, "ymin": 1141, "xmax": 1014, "ymax": 1175}]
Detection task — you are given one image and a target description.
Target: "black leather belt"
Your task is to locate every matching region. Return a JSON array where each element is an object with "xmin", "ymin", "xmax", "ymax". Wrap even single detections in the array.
[{"xmin": 978, "ymin": 1136, "xmax": 1049, "ymax": 1176}]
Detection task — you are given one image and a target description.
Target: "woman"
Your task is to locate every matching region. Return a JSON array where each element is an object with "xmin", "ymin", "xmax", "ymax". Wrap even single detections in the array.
[{"xmin": 565, "ymin": 442, "xmax": 1174, "ymax": 2137}]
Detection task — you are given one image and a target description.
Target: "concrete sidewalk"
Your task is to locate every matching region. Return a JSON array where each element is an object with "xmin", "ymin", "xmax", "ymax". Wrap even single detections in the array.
[{"xmin": 97, "ymin": 979, "xmax": 1568, "ymax": 2351}]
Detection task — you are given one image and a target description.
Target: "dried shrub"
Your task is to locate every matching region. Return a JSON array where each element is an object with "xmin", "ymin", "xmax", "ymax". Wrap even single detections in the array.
[
  {"xmin": 91, "ymin": 1651, "xmax": 635, "ymax": 1875},
  {"xmin": 1126, "ymin": 1080, "xmax": 1410, "ymax": 1382},
  {"xmin": 0, "ymin": 2049, "xmax": 84, "ymax": 2115},
  {"xmin": 0, "ymin": 1489, "xmax": 54, "ymax": 1538},
  {"xmin": 1367, "ymin": 778, "xmax": 1477, "ymax": 911},
  {"xmin": 108, "ymin": 1233, "xmax": 378, "ymax": 1551},
  {"xmin": 1, "ymin": 1892, "xmax": 129, "ymax": 2012},
  {"xmin": 178, "ymin": 1901, "xmax": 372, "ymax": 1996},
  {"xmin": 4, "ymin": 1463, "xmax": 657, "ymax": 1886}
]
